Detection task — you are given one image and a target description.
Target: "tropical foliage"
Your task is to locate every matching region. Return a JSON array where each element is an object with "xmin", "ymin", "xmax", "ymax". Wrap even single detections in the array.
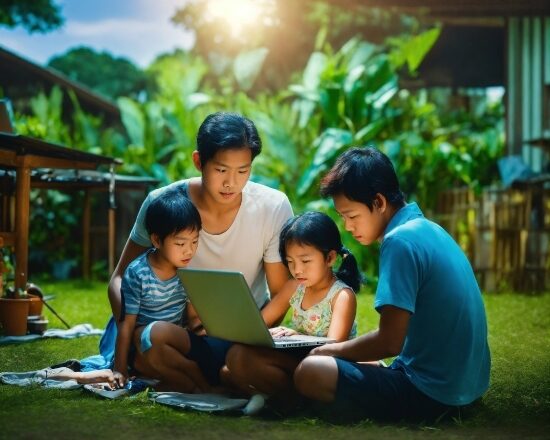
[
  {"xmin": 13, "ymin": 24, "xmax": 504, "ymax": 280},
  {"xmin": 0, "ymin": 0, "xmax": 63, "ymax": 33}
]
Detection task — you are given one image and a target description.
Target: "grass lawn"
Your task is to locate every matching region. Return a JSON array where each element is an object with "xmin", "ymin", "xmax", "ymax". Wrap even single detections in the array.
[{"xmin": 1, "ymin": 279, "xmax": 549, "ymax": 439}]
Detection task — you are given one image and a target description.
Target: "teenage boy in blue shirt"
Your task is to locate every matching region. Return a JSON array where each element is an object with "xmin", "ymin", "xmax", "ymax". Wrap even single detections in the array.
[{"xmin": 294, "ymin": 147, "xmax": 491, "ymax": 422}]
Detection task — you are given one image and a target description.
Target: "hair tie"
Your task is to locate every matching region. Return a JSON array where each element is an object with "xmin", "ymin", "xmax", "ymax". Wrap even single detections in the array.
[{"xmin": 339, "ymin": 246, "xmax": 350, "ymax": 258}]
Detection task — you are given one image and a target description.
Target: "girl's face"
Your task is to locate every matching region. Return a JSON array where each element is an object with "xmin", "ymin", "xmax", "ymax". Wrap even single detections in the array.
[
  {"xmin": 284, "ymin": 241, "xmax": 336, "ymax": 289},
  {"xmin": 152, "ymin": 228, "xmax": 199, "ymax": 269}
]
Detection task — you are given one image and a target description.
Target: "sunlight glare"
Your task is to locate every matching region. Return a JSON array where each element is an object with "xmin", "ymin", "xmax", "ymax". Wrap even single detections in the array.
[{"xmin": 206, "ymin": 0, "xmax": 264, "ymax": 36}]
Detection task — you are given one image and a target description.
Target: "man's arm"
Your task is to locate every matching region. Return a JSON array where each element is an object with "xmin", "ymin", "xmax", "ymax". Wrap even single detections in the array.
[
  {"xmin": 309, "ymin": 305, "xmax": 410, "ymax": 361},
  {"xmin": 107, "ymin": 239, "xmax": 147, "ymax": 319},
  {"xmin": 264, "ymin": 261, "xmax": 291, "ymax": 300}
]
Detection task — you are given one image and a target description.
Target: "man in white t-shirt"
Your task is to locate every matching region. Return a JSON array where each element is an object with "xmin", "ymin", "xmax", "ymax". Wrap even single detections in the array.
[{"xmin": 107, "ymin": 112, "xmax": 294, "ymax": 392}]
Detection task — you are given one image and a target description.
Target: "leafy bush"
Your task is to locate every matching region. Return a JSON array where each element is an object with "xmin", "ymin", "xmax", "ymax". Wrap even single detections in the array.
[{"xmin": 14, "ymin": 29, "xmax": 504, "ymax": 282}]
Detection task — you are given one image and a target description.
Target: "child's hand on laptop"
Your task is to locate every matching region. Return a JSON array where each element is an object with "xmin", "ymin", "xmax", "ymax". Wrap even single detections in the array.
[{"xmin": 270, "ymin": 326, "xmax": 298, "ymax": 338}]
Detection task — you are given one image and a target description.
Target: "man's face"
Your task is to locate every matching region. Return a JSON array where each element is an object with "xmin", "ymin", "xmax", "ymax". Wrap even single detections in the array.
[
  {"xmin": 333, "ymin": 193, "xmax": 386, "ymax": 245},
  {"xmin": 199, "ymin": 148, "xmax": 252, "ymax": 204}
]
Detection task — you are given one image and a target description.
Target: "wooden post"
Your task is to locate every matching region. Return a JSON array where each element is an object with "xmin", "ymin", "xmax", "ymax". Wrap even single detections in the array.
[
  {"xmin": 14, "ymin": 160, "xmax": 30, "ymax": 290},
  {"xmin": 82, "ymin": 189, "xmax": 91, "ymax": 280},
  {"xmin": 108, "ymin": 207, "xmax": 115, "ymax": 275},
  {"xmin": 108, "ymin": 165, "xmax": 116, "ymax": 276}
]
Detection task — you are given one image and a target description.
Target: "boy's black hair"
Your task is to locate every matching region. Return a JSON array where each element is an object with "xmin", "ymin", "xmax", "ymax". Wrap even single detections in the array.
[
  {"xmin": 145, "ymin": 188, "xmax": 201, "ymax": 243},
  {"xmin": 279, "ymin": 211, "xmax": 362, "ymax": 292},
  {"xmin": 320, "ymin": 146, "xmax": 405, "ymax": 211},
  {"xmin": 196, "ymin": 112, "xmax": 262, "ymax": 165}
]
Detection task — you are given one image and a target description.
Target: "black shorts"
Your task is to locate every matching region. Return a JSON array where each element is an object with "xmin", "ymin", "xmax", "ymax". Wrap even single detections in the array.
[
  {"xmin": 333, "ymin": 358, "xmax": 457, "ymax": 422},
  {"xmin": 186, "ymin": 332, "xmax": 233, "ymax": 385}
]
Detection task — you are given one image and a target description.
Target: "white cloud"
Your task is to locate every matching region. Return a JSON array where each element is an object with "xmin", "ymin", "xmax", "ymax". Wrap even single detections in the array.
[
  {"xmin": 59, "ymin": 18, "xmax": 194, "ymax": 65},
  {"xmin": 0, "ymin": 0, "xmax": 194, "ymax": 67}
]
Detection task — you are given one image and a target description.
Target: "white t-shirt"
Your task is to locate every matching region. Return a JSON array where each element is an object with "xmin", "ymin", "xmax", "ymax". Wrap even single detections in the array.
[{"xmin": 129, "ymin": 179, "xmax": 293, "ymax": 307}]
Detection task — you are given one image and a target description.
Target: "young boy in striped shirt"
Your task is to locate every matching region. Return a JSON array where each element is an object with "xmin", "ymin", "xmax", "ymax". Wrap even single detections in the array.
[{"xmin": 112, "ymin": 188, "xmax": 203, "ymax": 390}]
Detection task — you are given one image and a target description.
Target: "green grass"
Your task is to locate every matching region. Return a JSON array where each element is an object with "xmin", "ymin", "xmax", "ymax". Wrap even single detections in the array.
[{"xmin": 1, "ymin": 280, "xmax": 549, "ymax": 439}]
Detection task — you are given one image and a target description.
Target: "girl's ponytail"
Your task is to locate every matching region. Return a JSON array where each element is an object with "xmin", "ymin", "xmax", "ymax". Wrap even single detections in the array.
[{"xmin": 335, "ymin": 246, "xmax": 363, "ymax": 292}]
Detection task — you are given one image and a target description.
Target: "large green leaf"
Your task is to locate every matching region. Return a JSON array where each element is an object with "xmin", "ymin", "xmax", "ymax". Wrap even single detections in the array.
[
  {"xmin": 297, "ymin": 162, "xmax": 328, "ymax": 197},
  {"xmin": 366, "ymin": 78, "xmax": 399, "ymax": 110},
  {"xmin": 288, "ymin": 84, "xmax": 319, "ymax": 101},
  {"xmin": 319, "ymin": 86, "xmax": 341, "ymax": 126},
  {"xmin": 302, "ymin": 52, "xmax": 327, "ymax": 89},
  {"xmin": 293, "ymin": 98, "xmax": 317, "ymax": 129},
  {"xmin": 354, "ymin": 120, "xmax": 387, "ymax": 144},
  {"xmin": 348, "ymin": 41, "xmax": 378, "ymax": 71},
  {"xmin": 185, "ymin": 92, "xmax": 212, "ymax": 110},
  {"xmin": 364, "ymin": 55, "xmax": 394, "ymax": 95},
  {"xmin": 388, "ymin": 27, "xmax": 441, "ymax": 73},
  {"xmin": 232, "ymin": 48, "xmax": 269, "ymax": 91},
  {"xmin": 117, "ymin": 97, "xmax": 145, "ymax": 147},
  {"xmin": 343, "ymin": 65, "xmax": 366, "ymax": 96},
  {"xmin": 404, "ymin": 27, "xmax": 441, "ymax": 72},
  {"xmin": 312, "ymin": 128, "xmax": 353, "ymax": 166},
  {"xmin": 297, "ymin": 128, "xmax": 352, "ymax": 196}
]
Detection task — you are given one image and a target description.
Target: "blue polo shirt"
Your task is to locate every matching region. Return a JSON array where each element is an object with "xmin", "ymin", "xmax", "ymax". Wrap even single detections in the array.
[{"xmin": 375, "ymin": 203, "xmax": 490, "ymax": 406}]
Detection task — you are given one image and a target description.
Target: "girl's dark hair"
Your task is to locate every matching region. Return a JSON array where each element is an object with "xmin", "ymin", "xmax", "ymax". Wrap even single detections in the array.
[
  {"xmin": 279, "ymin": 211, "xmax": 362, "ymax": 292},
  {"xmin": 196, "ymin": 112, "xmax": 262, "ymax": 165},
  {"xmin": 320, "ymin": 146, "xmax": 405, "ymax": 211},
  {"xmin": 145, "ymin": 188, "xmax": 201, "ymax": 242}
]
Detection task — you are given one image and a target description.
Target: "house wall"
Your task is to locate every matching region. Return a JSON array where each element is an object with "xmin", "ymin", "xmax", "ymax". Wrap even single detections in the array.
[{"xmin": 507, "ymin": 17, "xmax": 550, "ymax": 172}]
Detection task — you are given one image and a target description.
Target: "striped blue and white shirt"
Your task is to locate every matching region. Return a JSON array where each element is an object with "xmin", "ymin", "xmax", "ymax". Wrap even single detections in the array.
[{"xmin": 121, "ymin": 249, "xmax": 187, "ymax": 327}]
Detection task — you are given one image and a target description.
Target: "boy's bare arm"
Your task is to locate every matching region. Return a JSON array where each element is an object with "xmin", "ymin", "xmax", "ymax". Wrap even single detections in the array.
[
  {"xmin": 113, "ymin": 314, "xmax": 138, "ymax": 386},
  {"xmin": 108, "ymin": 239, "xmax": 147, "ymax": 318},
  {"xmin": 309, "ymin": 305, "xmax": 410, "ymax": 361}
]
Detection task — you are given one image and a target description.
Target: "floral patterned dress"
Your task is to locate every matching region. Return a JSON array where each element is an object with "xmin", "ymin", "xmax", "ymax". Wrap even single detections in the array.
[{"xmin": 289, "ymin": 279, "xmax": 357, "ymax": 339}]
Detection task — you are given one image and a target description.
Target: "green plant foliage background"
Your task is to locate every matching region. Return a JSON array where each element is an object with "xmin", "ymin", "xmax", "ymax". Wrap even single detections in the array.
[{"xmin": 12, "ymin": 22, "xmax": 504, "ymax": 282}]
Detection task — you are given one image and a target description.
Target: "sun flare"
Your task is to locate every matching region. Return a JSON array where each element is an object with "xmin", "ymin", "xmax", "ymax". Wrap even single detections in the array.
[{"xmin": 206, "ymin": 0, "xmax": 267, "ymax": 36}]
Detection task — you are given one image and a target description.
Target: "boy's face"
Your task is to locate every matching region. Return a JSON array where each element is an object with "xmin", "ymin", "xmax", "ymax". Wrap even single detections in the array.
[
  {"xmin": 154, "ymin": 228, "xmax": 199, "ymax": 269},
  {"xmin": 197, "ymin": 148, "xmax": 252, "ymax": 205},
  {"xmin": 333, "ymin": 194, "xmax": 387, "ymax": 245}
]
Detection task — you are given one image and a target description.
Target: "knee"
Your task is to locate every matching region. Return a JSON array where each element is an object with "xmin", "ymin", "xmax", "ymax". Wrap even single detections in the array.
[
  {"xmin": 142, "ymin": 322, "xmax": 184, "ymax": 360},
  {"xmin": 225, "ymin": 344, "xmax": 251, "ymax": 378},
  {"xmin": 149, "ymin": 322, "xmax": 191, "ymax": 350},
  {"xmin": 293, "ymin": 357, "xmax": 319, "ymax": 396},
  {"xmin": 294, "ymin": 356, "xmax": 337, "ymax": 402}
]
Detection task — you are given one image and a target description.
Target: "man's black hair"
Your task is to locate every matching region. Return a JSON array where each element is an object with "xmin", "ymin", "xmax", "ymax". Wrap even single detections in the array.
[{"xmin": 196, "ymin": 112, "xmax": 262, "ymax": 165}]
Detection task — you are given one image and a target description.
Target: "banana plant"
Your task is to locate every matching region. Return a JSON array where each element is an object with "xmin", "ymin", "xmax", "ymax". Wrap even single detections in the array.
[{"xmin": 288, "ymin": 28, "xmax": 440, "ymax": 198}]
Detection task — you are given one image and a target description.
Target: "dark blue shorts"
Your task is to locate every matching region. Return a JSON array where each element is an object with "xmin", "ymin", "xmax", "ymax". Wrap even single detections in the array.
[
  {"xmin": 186, "ymin": 332, "xmax": 233, "ymax": 385},
  {"xmin": 333, "ymin": 358, "xmax": 456, "ymax": 422}
]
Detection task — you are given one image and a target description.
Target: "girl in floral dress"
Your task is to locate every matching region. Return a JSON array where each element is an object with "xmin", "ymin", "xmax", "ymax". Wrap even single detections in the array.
[{"xmin": 223, "ymin": 211, "xmax": 362, "ymax": 404}]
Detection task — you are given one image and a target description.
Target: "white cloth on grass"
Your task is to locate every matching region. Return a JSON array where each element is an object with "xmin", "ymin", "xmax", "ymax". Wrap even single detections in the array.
[{"xmin": 0, "ymin": 324, "xmax": 103, "ymax": 345}]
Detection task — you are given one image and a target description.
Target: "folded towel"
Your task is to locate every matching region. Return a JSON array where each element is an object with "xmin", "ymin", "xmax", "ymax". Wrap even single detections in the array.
[{"xmin": 0, "ymin": 324, "xmax": 103, "ymax": 345}]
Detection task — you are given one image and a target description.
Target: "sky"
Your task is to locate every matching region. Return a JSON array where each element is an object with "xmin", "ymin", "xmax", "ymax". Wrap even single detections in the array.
[{"xmin": 0, "ymin": 0, "xmax": 195, "ymax": 67}]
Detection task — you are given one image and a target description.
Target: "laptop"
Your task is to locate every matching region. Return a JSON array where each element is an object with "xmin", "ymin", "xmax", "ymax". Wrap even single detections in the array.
[{"xmin": 178, "ymin": 268, "xmax": 335, "ymax": 349}]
